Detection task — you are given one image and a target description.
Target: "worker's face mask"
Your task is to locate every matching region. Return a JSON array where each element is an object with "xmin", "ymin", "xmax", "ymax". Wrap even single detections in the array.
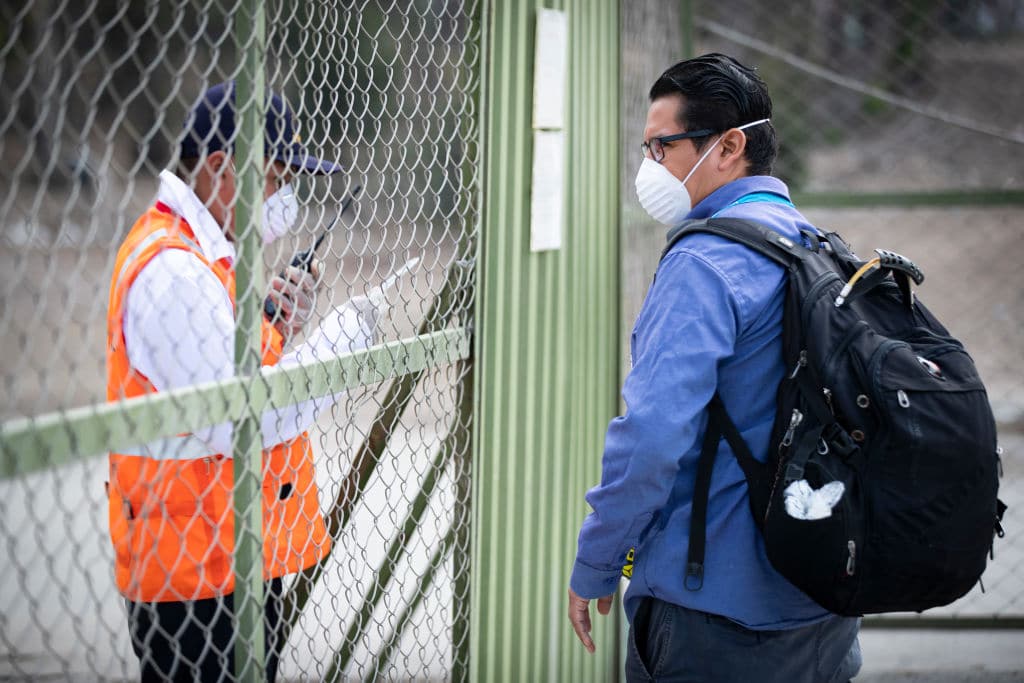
[
  {"xmin": 262, "ymin": 183, "xmax": 299, "ymax": 244},
  {"xmin": 634, "ymin": 118, "xmax": 769, "ymax": 227}
]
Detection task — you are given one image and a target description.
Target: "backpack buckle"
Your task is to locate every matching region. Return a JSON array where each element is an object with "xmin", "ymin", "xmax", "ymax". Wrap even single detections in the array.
[
  {"xmin": 684, "ymin": 563, "xmax": 704, "ymax": 591},
  {"xmin": 784, "ymin": 462, "xmax": 805, "ymax": 485},
  {"xmin": 995, "ymin": 498, "xmax": 1008, "ymax": 538},
  {"xmin": 823, "ymin": 423, "xmax": 858, "ymax": 459}
]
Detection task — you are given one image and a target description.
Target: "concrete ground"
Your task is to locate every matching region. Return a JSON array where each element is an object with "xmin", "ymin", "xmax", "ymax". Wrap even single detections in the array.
[{"xmin": 856, "ymin": 629, "xmax": 1024, "ymax": 682}]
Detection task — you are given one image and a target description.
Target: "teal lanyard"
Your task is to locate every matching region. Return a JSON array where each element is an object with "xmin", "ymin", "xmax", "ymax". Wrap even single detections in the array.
[{"xmin": 711, "ymin": 191, "xmax": 794, "ymax": 217}]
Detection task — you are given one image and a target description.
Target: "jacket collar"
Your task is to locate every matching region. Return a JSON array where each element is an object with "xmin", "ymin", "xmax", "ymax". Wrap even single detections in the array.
[
  {"xmin": 686, "ymin": 175, "xmax": 791, "ymax": 220},
  {"xmin": 156, "ymin": 170, "xmax": 235, "ymax": 266}
]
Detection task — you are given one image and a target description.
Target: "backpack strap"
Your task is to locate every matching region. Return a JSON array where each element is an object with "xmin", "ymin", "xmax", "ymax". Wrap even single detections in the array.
[
  {"xmin": 686, "ymin": 393, "xmax": 768, "ymax": 591},
  {"xmin": 663, "ymin": 217, "xmax": 807, "ymax": 266},
  {"xmin": 685, "ymin": 401, "xmax": 721, "ymax": 591},
  {"xmin": 667, "ymin": 217, "xmax": 804, "ymax": 590}
]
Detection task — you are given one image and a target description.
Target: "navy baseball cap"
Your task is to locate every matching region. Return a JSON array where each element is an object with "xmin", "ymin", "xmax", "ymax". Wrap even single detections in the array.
[{"xmin": 180, "ymin": 81, "xmax": 343, "ymax": 175}]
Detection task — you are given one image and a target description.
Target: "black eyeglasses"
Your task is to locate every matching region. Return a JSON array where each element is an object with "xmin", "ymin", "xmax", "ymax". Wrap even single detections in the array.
[{"xmin": 641, "ymin": 129, "xmax": 714, "ymax": 163}]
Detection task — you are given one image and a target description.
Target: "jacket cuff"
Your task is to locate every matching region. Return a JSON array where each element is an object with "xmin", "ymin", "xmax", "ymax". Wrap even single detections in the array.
[{"xmin": 570, "ymin": 559, "xmax": 621, "ymax": 600}]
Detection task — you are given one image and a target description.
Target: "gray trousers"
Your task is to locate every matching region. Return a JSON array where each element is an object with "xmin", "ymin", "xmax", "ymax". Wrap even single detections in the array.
[{"xmin": 626, "ymin": 597, "xmax": 862, "ymax": 683}]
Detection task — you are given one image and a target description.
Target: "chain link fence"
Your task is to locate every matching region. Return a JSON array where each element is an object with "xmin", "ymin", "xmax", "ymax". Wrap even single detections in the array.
[
  {"xmin": 693, "ymin": 1, "xmax": 1024, "ymax": 195},
  {"xmin": 1, "ymin": 1, "xmax": 480, "ymax": 680},
  {"xmin": 622, "ymin": 0, "xmax": 1023, "ymax": 623},
  {"xmin": 4, "ymin": 0, "xmax": 1022, "ymax": 679}
]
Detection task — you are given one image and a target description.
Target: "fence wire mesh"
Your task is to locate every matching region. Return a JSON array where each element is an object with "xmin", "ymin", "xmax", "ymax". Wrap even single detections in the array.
[
  {"xmin": 1, "ymin": 1, "xmax": 480, "ymax": 681},
  {"xmin": 622, "ymin": 0, "xmax": 1023, "ymax": 622},
  {"xmin": 694, "ymin": 0, "xmax": 1024, "ymax": 194}
]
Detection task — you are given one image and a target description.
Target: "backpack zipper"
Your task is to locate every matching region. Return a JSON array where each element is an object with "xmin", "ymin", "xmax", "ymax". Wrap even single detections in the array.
[
  {"xmin": 780, "ymin": 408, "xmax": 804, "ymax": 448},
  {"xmin": 820, "ymin": 321, "xmax": 870, "ymax": 388},
  {"xmin": 823, "ymin": 387, "xmax": 835, "ymax": 415},
  {"xmin": 815, "ymin": 458, "xmax": 861, "ymax": 588},
  {"xmin": 801, "ymin": 272, "xmax": 842, "ymax": 333},
  {"xmin": 867, "ymin": 339, "xmax": 908, "ymax": 407},
  {"xmin": 788, "ymin": 350, "xmax": 808, "ymax": 379}
]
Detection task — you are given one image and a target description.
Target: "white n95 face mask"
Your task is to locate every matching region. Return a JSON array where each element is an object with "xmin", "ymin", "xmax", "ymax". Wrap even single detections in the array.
[
  {"xmin": 634, "ymin": 118, "xmax": 770, "ymax": 226},
  {"xmin": 262, "ymin": 183, "xmax": 299, "ymax": 244},
  {"xmin": 635, "ymin": 157, "xmax": 697, "ymax": 227}
]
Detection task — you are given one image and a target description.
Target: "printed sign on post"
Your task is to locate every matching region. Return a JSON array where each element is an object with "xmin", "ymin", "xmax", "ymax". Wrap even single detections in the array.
[
  {"xmin": 530, "ymin": 8, "xmax": 567, "ymax": 253},
  {"xmin": 530, "ymin": 129, "xmax": 565, "ymax": 252}
]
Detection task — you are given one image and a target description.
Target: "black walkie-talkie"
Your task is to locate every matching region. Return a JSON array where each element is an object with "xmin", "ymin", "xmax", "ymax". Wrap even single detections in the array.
[{"xmin": 263, "ymin": 184, "xmax": 363, "ymax": 320}]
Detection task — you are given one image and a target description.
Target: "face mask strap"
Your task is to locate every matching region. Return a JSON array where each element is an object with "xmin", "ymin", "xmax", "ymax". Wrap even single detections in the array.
[
  {"xmin": 680, "ymin": 118, "xmax": 770, "ymax": 185},
  {"xmin": 738, "ymin": 118, "xmax": 770, "ymax": 131},
  {"xmin": 681, "ymin": 135, "xmax": 724, "ymax": 185}
]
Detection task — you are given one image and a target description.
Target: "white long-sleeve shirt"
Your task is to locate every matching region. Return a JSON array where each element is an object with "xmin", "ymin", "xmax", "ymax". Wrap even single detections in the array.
[{"xmin": 121, "ymin": 171, "xmax": 373, "ymax": 459}]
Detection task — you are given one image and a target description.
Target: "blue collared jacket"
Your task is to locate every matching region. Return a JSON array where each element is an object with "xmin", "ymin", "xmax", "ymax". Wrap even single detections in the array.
[{"xmin": 570, "ymin": 175, "xmax": 833, "ymax": 629}]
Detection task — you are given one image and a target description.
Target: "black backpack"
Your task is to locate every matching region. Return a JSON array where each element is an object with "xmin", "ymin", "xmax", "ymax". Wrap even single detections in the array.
[{"xmin": 668, "ymin": 217, "xmax": 1006, "ymax": 616}]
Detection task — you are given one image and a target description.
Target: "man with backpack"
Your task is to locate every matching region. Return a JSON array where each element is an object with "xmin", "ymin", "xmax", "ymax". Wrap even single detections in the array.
[{"xmin": 567, "ymin": 54, "xmax": 863, "ymax": 682}]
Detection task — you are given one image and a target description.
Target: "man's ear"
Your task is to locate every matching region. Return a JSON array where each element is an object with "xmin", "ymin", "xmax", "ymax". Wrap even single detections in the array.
[
  {"xmin": 206, "ymin": 150, "xmax": 230, "ymax": 176},
  {"xmin": 716, "ymin": 128, "xmax": 749, "ymax": 174},
  {"xmin": 203, "ymin": 150, "xmax": 237, "ymax": 202}
]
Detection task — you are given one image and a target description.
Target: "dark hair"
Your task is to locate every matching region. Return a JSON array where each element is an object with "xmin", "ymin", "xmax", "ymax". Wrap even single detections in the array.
[
  {"xmin": 176, "ymin": 156, "xmax": 201, "ymax": 180},
  {"xmin": 650, "ymin": 53, "xmax": 777, "ymax": 176}
]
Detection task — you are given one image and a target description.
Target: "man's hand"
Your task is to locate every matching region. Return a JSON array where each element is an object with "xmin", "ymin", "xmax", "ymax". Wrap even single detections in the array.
[
  {"xmin": 568, "ymin": 587, "xmax": 614, "ymax": 653},
  {"xmin": 267, "ymin": 260, "xmax": 322, "ymax": 339}
]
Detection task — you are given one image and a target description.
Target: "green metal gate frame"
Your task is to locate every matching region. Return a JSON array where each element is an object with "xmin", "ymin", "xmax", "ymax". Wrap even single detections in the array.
[
  {"xmin": 0, "ymin": 1, "xmax": 480, "ymax": 680},
  {"xmin": 470, "ymin": 1, "xmax": 623, "ymax": 681}
]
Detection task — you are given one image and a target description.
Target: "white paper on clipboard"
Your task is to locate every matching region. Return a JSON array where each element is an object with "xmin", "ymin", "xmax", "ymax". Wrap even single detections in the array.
[
  {"xmin": 302, "ymin": 257, "xmax": 421, "ymax": 357},
  {"xmin": 369, "ymin": 256, "xmax": 421, "ymax": 309}
]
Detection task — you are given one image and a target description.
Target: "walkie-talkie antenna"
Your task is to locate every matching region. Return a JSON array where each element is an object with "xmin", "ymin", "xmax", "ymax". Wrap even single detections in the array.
[
  {"xmin": 264, "ymin": 184, "xmax": 364, "ymax": 321},
  {"xmin": 308, "ymin": 184, "xmax": 362, "ymax": 259}
]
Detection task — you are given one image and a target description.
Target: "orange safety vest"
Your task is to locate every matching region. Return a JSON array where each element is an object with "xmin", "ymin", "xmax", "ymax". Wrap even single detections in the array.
[{"xmin": 106, "ymin": 202, "xmax": 330, "ymax": 602}]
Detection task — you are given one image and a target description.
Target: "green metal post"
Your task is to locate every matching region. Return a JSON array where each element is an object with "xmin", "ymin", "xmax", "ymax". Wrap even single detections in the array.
[
  {"xmin": 680, "ymin": 0, "xmax": 694, "ymax": 59},
  {"xmin": 450, "ymin": 354, "xmax": 475, "ymax": 683},
  {"xmin": 233, "ymin": 0, "xmax": 267, "ymax": 680},
  {"xmin": 472, "ymin": 1, "xmax": 621, "ymax": 680}
]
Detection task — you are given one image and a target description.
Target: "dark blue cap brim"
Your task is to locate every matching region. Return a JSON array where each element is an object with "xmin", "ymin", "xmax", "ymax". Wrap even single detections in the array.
[{"xmin": 274, "ymin": 142, "xmax": 343, "ymax": 175}]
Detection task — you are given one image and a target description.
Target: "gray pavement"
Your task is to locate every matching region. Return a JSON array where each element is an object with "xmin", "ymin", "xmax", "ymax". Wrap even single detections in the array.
[
  {"xmin": 856, "ymin": 629, "xmax": 1023, "ymax": 682},
  {"xmin": 858, "ymin": 676, "xmax": 1022, "ymax": 683}
]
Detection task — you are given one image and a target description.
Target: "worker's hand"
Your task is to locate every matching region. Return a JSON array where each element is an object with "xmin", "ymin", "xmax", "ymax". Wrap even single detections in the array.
[
  {"xmin": 568, "ymin": 587, "xmax": 614, "ymax": 654},
  {"xmin": 267, "ymin": 260, "xmax": 323, "ymax": 339}
]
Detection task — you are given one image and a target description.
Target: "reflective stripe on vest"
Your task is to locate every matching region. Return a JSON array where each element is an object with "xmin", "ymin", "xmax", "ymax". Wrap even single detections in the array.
[
  {"xmin": 111, "ymin": 228, "xmax": 169, "ymax": 298},
  {"xmin": 110, "ymin": 225, "xmax": 203, "ymax": 299},
  {"xmin": 119, "ymin": 434, "xmax": 218, "ymax": 461}
]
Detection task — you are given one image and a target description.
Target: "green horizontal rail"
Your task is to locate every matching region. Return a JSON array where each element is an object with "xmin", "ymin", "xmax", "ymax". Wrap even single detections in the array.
[
  {"xmin": 0, "ymin": 327, "xmax": 471, "ymax": 479},
  {"xmin": 793, "ymin": 189, "xmax": 1024, "ymax": 208},
  {"xmin": 863, "ymin": 616, "xmax": 1024, "ymax": 629}
]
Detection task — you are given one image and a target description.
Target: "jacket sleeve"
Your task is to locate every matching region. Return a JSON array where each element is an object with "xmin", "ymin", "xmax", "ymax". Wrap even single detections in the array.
[
  {"xmin": 569, "ymin": 247, "xmax": 743, "ymax": 599},
  {"xmin": 124, "ymin": 250, "xmax": 367, "ymax": 456}
]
